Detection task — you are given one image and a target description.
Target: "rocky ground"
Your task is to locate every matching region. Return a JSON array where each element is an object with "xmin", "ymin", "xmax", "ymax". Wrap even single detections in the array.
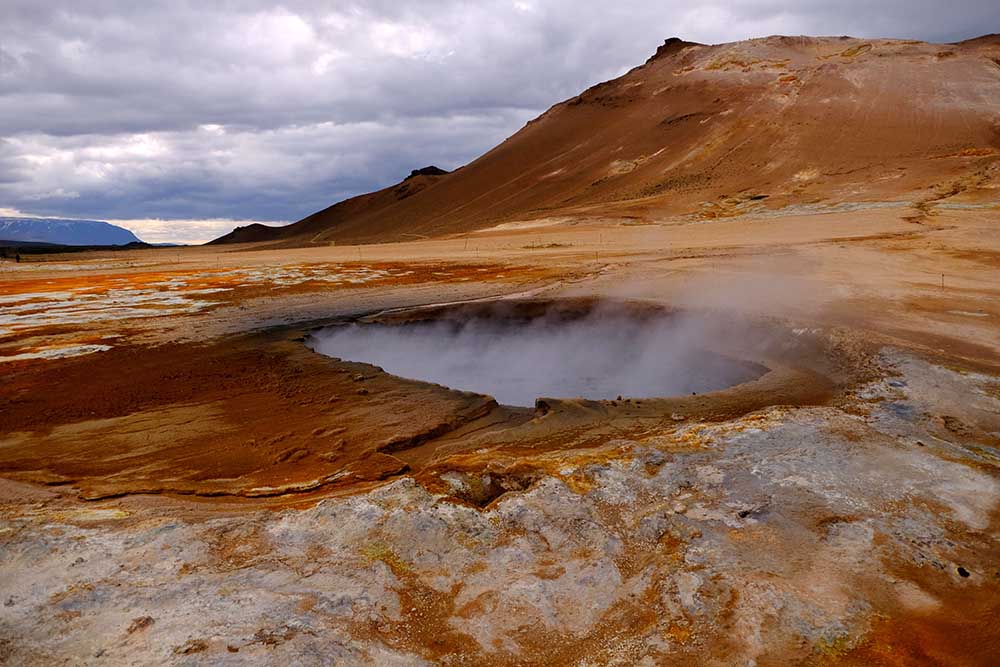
[{"xmin": 1, "ymin": 203, "xmax": 999, "ymax": 665}]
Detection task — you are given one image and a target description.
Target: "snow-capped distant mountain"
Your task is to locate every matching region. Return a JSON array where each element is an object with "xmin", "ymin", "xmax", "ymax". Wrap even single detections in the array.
[{"xmin": 0, "ymin": 217, "xmax": 142, "ymax": 245}]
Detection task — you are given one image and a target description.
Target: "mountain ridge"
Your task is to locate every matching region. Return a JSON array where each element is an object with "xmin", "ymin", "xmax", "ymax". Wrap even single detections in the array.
[
  {"xmin": 210, "ymin": 33, "xmax": 1000, "ymax": 247},
  {"xmin": 0, "ymin": 217, "xmax": 141, "ymax": 246}
]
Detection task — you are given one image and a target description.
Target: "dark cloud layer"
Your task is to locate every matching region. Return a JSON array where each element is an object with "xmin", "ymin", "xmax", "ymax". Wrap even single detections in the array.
[{"xmin": 1, "ymin": 1, "xmax": 997, "ymax": 242}]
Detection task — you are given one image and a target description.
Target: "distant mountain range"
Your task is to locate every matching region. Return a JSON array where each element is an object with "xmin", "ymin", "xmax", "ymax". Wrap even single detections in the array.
[{"xmin": 0, "ymin": 217, "xmax": 141, "ymax": 246}]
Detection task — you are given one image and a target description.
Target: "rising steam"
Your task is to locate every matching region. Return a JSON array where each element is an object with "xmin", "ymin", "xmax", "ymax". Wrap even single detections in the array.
[{"xmin": 309, "ymin": 302, "xmax": 765, "ymax": 406}]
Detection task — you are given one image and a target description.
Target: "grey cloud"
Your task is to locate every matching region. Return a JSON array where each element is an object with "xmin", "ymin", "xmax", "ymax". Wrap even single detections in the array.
[
  {"xmin": 1, "ymin": 111, "xmax": 533, "ymax": 221},
  {"xmin": 1, "ymin": 1, "xmax": 997, "ymax": 239}
]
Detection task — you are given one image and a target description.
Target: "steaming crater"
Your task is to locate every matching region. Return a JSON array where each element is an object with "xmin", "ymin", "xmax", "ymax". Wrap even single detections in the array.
[{"xmin": 309, "ymin": 300, "xmax": 767, "ymax": 407}]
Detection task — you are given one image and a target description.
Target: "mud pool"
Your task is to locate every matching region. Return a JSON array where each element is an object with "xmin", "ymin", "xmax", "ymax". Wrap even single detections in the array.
[{"xmin": 309, "ymin": 302, "xmax": 767, "ymax": 406}]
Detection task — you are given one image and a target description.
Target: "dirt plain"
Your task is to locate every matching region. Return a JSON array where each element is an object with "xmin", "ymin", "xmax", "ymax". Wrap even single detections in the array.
[{"xmin": 2, "ymin": 198, "xmax": 1000, "ymax": 665}]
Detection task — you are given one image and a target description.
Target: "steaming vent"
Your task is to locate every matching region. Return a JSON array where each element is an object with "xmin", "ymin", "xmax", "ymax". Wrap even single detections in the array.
[{"xmin": 308, "ymin": 299, "xmax": 767, "ymax": 407}]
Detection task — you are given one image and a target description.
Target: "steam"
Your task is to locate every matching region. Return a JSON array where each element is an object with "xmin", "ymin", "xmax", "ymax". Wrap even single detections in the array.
[
  {"xmin": 599, "ymin": 254, "xmax": 826, "ymax": 320},
  {"xmin": 308, "ymin": 303, "xmax": 765, "ymax": 406}
]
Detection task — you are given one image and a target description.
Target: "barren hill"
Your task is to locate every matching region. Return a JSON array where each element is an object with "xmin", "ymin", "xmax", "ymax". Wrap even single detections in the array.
[{"xmin": 212, "ymin": 34, "xmax": 1000, "ymax": 246}]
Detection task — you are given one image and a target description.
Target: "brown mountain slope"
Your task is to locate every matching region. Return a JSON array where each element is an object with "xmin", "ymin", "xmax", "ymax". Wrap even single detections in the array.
[
  {"xmin": 209, "ymin": 167, "xmax": 451, "ymax": 245},
  {"xmin": 212, "ymin": 34, "xmax": 1000, "ymax": 247}
]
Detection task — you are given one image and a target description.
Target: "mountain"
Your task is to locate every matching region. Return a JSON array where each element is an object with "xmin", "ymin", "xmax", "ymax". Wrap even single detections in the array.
[
  {"xmin": 210, "ymin": 34, "xmax": 1000, "ymax": 247},
  {"xmin": 208, "ymin": 166, "xmax": 452, "ymax": 245},
  {"xmin": 0, "ymin": 217, "xmax": 141, "ymax": 246}
]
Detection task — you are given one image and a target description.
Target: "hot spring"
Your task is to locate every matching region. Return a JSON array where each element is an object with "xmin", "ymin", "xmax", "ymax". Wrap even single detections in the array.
[{"xmin": 308, "ymin": 300, "xmax": 767, "ymax": 407}]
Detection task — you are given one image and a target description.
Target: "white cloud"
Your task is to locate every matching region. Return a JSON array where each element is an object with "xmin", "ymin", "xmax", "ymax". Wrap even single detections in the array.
[{"xmin": 111, "ymin": 218, "xmax": 287, "ymax": 245}]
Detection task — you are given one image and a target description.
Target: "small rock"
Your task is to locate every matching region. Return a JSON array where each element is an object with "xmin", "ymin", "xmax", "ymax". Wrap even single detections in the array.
[
  {"xmin": 173, "ymin": 639, "xmax": 209, "ymax": 655},
  {"xmin": 127, "ymin": 616, "xmax": 154, "ymax": 635},
  {"xmin": 318, "ymin": 444, "xmax": 345, "ymax": 462},
  {"xmin": 357, "ymin": 388, "xmax": 370, "ymax": 396},
  {"xmin": 253, "ymin": 626, "xmax": 298, "ymax": 646},
  {"xmin": 671, "ymin": 413, "xmax": 686, "ymax": 421}
]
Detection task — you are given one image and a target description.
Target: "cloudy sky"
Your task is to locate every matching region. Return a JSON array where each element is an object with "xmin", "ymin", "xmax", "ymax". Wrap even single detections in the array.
[{"xmin": 2, "ymin": 1, "xmax": 997, "ymax": 243}]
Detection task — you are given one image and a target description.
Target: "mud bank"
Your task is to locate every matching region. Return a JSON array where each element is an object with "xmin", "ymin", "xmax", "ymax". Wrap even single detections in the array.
[{"xmin": 0, "ymin": 298, "xmax": 864, "ymax": 502}]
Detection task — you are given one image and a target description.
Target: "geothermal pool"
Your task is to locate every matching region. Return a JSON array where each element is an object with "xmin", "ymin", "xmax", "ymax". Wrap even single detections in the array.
[{"xmin": 309, "ymin": 302, "xmax": 766, "ymax": 407}]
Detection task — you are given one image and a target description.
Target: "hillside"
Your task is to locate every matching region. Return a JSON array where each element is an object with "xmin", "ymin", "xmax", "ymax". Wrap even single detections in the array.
[
  {"xmin": 211, "ymin": 34, "xmax": 1000, "ymax": 247},
  {"xmin": 0, "ymin": 217, "xmax": 141, "ymax": 246},
  {"xmin": 209, "ymin": 167, "xmax": 451, "ymax": 245}
]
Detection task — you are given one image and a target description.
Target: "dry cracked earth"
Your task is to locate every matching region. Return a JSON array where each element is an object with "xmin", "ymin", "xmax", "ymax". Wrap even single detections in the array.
[{"xmin": 2, "ymin": 204, "xmax": 1000, "ymax": 666}]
